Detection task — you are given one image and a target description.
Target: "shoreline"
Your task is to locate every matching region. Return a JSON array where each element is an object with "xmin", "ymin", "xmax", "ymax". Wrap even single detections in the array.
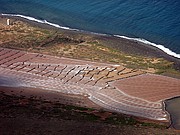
[
  {"xmin": 1, "ymin": 13, "xmax": 180, "ymax": 58},
  {"xmin": 0, "ymin": 14, "xmax": 180, "ymax": 131},
  {"xmin": 0, "ymin": 13, "xmax": 180, "ymax": 69}
]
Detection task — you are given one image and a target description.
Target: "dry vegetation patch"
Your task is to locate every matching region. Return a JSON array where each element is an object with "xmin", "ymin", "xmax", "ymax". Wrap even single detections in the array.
[{"xmin": 0, "ymin": 18, "xmax": 179, "ymax": 76}]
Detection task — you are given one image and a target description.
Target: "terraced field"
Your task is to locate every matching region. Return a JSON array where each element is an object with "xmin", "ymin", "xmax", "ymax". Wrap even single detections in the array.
[{"xmin": 0, "ymin": 47, "xmax": 179, "ymax": 121}]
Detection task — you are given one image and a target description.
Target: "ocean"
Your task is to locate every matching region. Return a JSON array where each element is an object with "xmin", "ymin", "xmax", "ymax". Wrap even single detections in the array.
[{"xmin": 0, "ymin": 0, "xmax": 180, "ymax": 58}]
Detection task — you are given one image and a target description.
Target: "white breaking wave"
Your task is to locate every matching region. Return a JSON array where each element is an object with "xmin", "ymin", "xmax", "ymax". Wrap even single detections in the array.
[
  {"xmin": 1, "ymin": 13, "xmax": 180, "ymax": 59},
  {"xmin": 114, "ymin": 35, "xmax": 180, "ymax": 59},
  {"xmin": 1, "ymin": 13, "xmax": 108, "ymax": 36},
  {"xmin": 1, "ymin": 13, "xmax": 79, "ymax": 31}
]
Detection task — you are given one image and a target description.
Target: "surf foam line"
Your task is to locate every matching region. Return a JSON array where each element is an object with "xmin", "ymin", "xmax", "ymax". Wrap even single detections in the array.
[
  {"xmin": 1, "ymin": 13, "xmax": 180, "ymax": 59},
  {"xmin": 1, "ymin": 13, "xmax": 107, "ymax": 36},
  {"xmin": 1, "ymin": 13, "xmax": 79, "ymax": 31},
  {"xmin": 114, "ymin": 35, "xmax": 180, "ymax": 59}
]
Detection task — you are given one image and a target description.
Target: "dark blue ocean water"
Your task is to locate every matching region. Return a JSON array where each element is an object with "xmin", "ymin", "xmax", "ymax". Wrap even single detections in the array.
[{"xmin": 0, "ymin": 0, "xmax": 180, "ymax": 57}]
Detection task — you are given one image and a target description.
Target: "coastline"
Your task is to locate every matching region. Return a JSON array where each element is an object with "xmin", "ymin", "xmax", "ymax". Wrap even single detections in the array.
[
  {"xmin": 0, "ymin": 14, "xmax": 180, "ymax": 132},
  {"xmin": 1, "ymin": 13, "xmax": 180, "ymax": 70}
]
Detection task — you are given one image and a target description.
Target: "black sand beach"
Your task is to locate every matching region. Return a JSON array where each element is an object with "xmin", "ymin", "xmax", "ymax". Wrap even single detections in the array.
[
  {"xmin": 0, "ymin": 15, "xmax": 180, "ymax": 134},
  {"xmin": 1, "ymin": 15, "xmax": 179, "ymax": 70}
]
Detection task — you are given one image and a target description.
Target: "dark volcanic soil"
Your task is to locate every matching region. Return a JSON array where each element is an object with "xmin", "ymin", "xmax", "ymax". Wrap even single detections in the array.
[
  {"xmin": 0, "ymin": 90, "xmax": 180, "ymax": 135},
  {"xmin": 0, "ymin": 15, "xmax": 180, "ymax": 135},
  {"xmin": 1, "ymin": 15, "xmax": 179, "ymax": 70}
]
